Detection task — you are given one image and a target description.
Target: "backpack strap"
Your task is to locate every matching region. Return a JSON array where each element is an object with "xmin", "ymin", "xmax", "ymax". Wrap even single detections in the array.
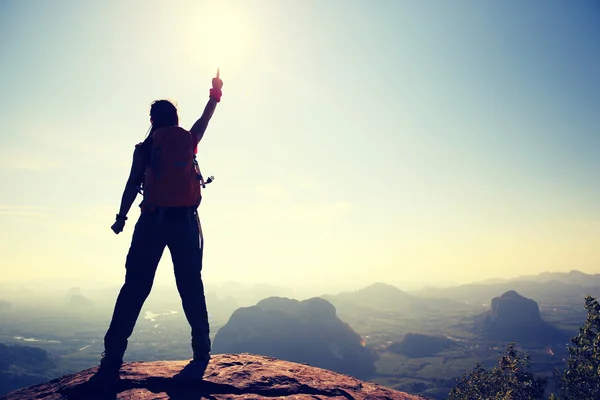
[{"xmin": 134, "ymin": 138, "xmax": 153, "ymax": 195}]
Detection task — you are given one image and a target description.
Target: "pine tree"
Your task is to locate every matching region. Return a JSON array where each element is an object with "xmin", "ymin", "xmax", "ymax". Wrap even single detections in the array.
[
  {"xmin": 449, "ymin": 342, "xmax": 547, "ymax": 400},
  {"xmin": 555, "ymin": 295, "xmax": 600, "ymax": 400}
]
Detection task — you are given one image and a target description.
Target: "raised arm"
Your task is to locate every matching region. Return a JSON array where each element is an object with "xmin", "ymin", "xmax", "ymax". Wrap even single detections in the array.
[
  {"xmin": 111, "ymin": 145, "xmax": 146, "ymax": 234},
  {"xmin": 190, "ymin": 70, "xmax": 224, "ymax": 146},
  {"xmin": 190, "ymin": 98, "xmax": 219, "ymax": 145}
]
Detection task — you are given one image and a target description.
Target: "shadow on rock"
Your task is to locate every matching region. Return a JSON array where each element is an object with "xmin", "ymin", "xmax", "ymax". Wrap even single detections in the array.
[
  {"xmin": 147, "ymin": 377, "xmax": 243, "ymax": 399},
  {"xmin": 59, "ymin": 376, "xmax": 244, "ymax": 400},
  {"xmin": 59, "ymin": 379, "xmax": 120, "ymax": 400}
]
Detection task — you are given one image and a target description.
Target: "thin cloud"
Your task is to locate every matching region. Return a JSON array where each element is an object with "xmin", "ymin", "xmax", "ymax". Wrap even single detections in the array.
[
  {"xmin": 0, "ymin": 205, "xmax": 43, "ymax": 210},
  {"xmin": 0, "ymin": 205, "xmax": 49, "ymax": 219},
  {"xmin": 0, "ymin": 150, "xmax": 59, "ymax": 172}
]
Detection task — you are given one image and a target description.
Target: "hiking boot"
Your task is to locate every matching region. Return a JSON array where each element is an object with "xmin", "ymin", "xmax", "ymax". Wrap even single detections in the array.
[
  {"xmin": 88, "ymin": 352, "xmax": 123, "ymax": 387},
  {"xmin": 173, "ymin": 353, "xmax": 211, "ymax": 381}
]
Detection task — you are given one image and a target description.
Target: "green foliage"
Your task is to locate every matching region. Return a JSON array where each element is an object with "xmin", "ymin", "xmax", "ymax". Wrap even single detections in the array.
[
  {"xmin": 554, "ymin": 295, "xmax": 600, "ymax": 400},
  {"xmin": 449, "ymin": 296, "xmax": 600, "ymax": 400},
  {"xmin": 448, "ymin": 343, "xmax": 547, "ymax": 400}
]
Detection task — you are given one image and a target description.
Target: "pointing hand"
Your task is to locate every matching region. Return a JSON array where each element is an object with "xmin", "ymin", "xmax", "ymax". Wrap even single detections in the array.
[{"xmin": 212, "ymin": 68, "xmax": 223, "ymax": 91}]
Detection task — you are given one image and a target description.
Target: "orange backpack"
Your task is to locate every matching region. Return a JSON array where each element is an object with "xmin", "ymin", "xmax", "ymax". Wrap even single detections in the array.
[{"xmin": 141, "ymin": 126, "xmax": 202, "ymax": 210}]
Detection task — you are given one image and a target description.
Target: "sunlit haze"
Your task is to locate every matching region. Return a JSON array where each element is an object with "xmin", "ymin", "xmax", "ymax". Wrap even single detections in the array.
[{"xmin": 1, "ymin": 0, "xmax": 599, "ymax": 293}]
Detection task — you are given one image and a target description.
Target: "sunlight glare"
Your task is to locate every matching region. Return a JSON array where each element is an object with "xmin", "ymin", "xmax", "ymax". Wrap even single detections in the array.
[{"xmin": 185, "ymin": 3, "xmax": 252, "ymax": 74}]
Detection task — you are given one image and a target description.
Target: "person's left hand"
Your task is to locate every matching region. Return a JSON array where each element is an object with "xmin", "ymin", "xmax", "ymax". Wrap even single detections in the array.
[{"xmin": 111, "ymin": 219, "xmax": 126, "ymax": 234}]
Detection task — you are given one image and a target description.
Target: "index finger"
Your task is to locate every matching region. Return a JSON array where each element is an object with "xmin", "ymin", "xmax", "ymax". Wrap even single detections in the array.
[{"xmin": 216, "ymin": 68, "xmax": 220, "ymax": 78}]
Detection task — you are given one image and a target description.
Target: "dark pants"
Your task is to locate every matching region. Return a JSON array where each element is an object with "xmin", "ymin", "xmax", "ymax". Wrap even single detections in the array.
[{"xmin": 103, "ymin": 207, "xmax": 210, "ymax": 359}]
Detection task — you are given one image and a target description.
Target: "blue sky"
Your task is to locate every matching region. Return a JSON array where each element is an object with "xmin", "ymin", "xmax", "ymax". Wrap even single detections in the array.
[{"xmin": 1, "ymin": 0, "xmax": 599, "ymax": 290}]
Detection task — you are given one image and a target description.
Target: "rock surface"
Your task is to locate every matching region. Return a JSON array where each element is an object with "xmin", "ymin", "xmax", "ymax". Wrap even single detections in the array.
[{"xmin": 0, "ymin": 353, "xmax": 424, "ymax": 400}]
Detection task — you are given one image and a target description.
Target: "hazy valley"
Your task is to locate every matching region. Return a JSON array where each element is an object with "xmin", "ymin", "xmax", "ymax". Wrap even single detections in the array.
[{"xmin": 0, "ymin": 270, "xmax": 597, "ymax": 399}]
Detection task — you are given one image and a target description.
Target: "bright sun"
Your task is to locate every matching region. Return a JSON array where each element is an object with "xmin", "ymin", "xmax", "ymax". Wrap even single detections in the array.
[{"xmin": 185, "ymin": 3, "xmax": 252, "ymax": 74}]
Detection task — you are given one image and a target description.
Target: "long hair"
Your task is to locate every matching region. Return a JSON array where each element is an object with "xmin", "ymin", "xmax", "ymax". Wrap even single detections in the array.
[
  {"xmin": 147, "ymin": 99, "xmax": 178, "ymax": 137},
  {"xmin": 138, "ymin": 100, "xmax": 178, "ymax": 192}
]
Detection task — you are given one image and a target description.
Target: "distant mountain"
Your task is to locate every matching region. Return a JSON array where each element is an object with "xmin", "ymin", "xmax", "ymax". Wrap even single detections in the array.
[
  {"xmin": 411, "ymin": 279, "xmax": 600, "ymax": 307},
  {"xmin": 322, "ymin": 282, "xmax": 474, "ymax": 314},
  {"xmin": 388, "ymin": 333, "xmax": 457, "ymax": 358},
  {"xmin": 471, "ymin": 270, "xmax": 600, "ymax": 288},
  {"xmin": 510, "ymin": 270, "xmax": 600, "ymax": 287},
  {"xmin": 66, "ymin": 287, "xmax": 83, "ymax": 298},
  {"xmin": 205, "ymin": 292, "xmax": 240, "ymax": 321},
  {"xmin": 206, "ymin": 281, "xmax": 298, "ymax": 307},
  {"xmin": 473, "ymin": 291, "xmax": 568, "ymax": 343},
  {"xmin": 0, "ymin": 343, "xmax": 62, "ymax": 396},
  {"xmin": 322, "ymin": 283, "xmax": 411, "ymax": 311},
  {"xmin": 212, "ymin": 296, "xmax": 377, "ymax": 379},
  {"xmin": 65, "ymin": 294, "xmax": 94, "ymax": 312}
]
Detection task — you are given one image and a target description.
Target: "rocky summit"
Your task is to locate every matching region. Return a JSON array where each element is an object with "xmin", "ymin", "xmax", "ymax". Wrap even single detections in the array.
[
  {"xmin": 488, "ymin": 290, "xmax": 543, "ymax": 326},
  {"xmin": 479, "ymin": 290, "xmax": 567, "ymax": 342},
  {"xmin": 0, "ymin": 353, "xmax": 424, "ymax": 400},
  {"xmin": 213, "ymin": 297, "xmax": 377, "ymax": 379}
]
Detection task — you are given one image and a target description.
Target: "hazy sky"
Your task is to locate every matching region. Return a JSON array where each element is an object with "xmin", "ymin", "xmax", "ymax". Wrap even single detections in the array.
[{"xmin": 1, "ymin": 0, "xmax": 599, "ymax": 291}]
